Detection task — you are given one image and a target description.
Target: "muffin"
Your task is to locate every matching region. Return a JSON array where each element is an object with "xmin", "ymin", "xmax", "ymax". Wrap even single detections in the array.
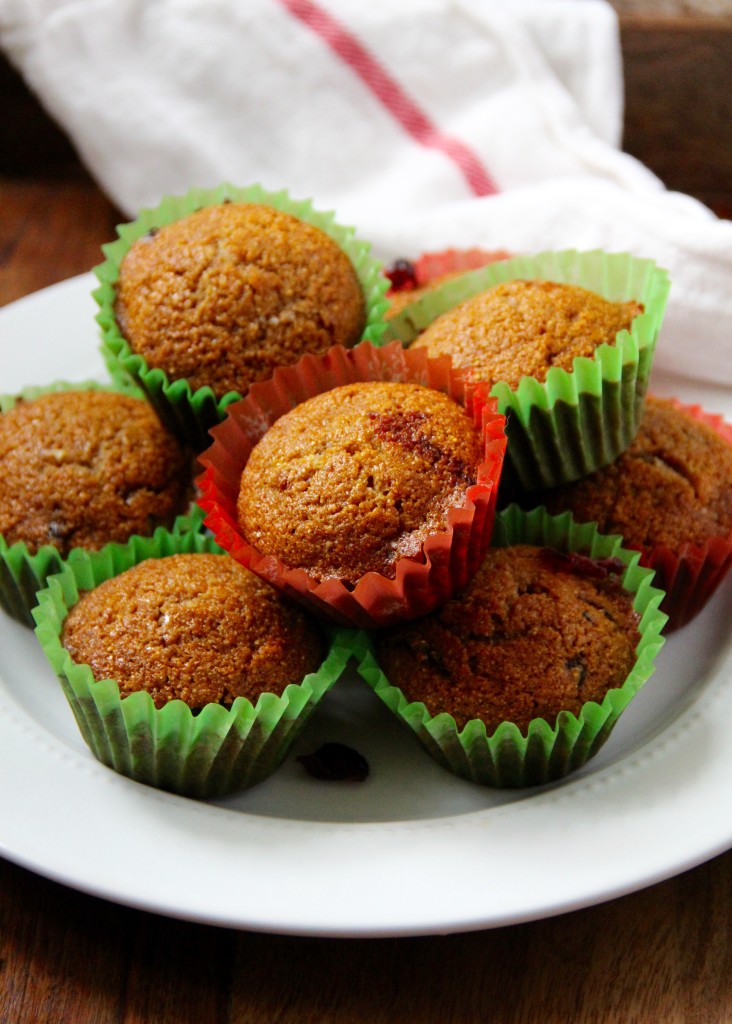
[
  {"xmin": 95, "ymin": 183, "xmax": 390, "ymax": 450},
  {"xmin": 0, "ymin": 389, "xmax": 191, "ymax": 555},
  {"xmin": 357, "ymin": 504, "xmax": 667, "ymax": 787},
  {"xmin": 382, "ymin": 249, "xmax": 670, "ymax": 494},
  {"xmin": 384, "ymin": 248, "xmax": 511, "ymax": 318},
  {"xmin": 370, "ymin": 544, "xmax": 642, "ymax": 734},
  {"xmin": 237, "ymin": 380, "xmax": 484, "ymax": 585},
  {"xmin": 198, "ymin": 340, "xmax": 508, "ymax": 629},
  {"xmin": 537, "ymin": 395, "xmax": 732, "ymax": 629},
  {"xmin": 62, "ymin": 554, "xmax": 324, "ymax": 709},
  {"xmin": 0, "ymin": 384, "xmax": 197, "ymax": 626},
  {"xmin": 33, "ymin": 530, "xmax": 350, "ymax": 798},
  {"xmin": 115, "ymin": 203, "xmax": 366, "ymax": 399},
  {"xmin": 409, "ymin": 279, "xmax": 643, "ymax": 390}
]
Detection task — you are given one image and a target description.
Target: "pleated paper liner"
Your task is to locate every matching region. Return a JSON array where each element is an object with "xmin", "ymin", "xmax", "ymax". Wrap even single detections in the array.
[
  {"xmin": 412, "ymin": 248, "xmax": 513, "ymax": 284},
  {"xmin": 93, "ymin": 182, "xmax": 391, "ymax": 451},
  {"xmin": 384, "ymin": 248, "xmax": 512, "ymax": 315},
  {"xmin": 614, "ymin": 398, "xmax": 732, "ymax": 631},
  {"xmin": 382, "ymin": 249, "xmax": 671, "ymax": 494},
  {"xmin": 197, "ymin": 340, "xmax": 508, "ymax": 629},
  {"xmin": 32, "ymin": 529, "xmax": 352, "ymax": 799},
  {"xmin": 0, "ymin": 379, "xmax": 204, "ymax": 628},
  {"xmin": 355, "ymin": 504, "xmax": 668, "ymax": 789}
]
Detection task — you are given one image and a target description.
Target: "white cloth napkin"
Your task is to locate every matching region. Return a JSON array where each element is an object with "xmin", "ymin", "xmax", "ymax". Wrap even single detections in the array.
[{"xmin": 2, "ymin": 0, "xmax": 731, "ymax": 384}]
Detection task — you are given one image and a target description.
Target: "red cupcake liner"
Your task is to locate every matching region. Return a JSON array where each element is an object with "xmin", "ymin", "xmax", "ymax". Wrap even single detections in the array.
[
  {"xmin": 197, "ymin": 341, "xmax": 507, "ymax": 628},
  {"xmin": 385, "ymin": 248, "xmax": 511, "ymax": 297},
  {"xmin": 635, "ymin": 397, "xmax": 732, "ymax": 631},
  {"xmin": 413, "ymin": 248, "xmax": 513, "ymax": 287}
]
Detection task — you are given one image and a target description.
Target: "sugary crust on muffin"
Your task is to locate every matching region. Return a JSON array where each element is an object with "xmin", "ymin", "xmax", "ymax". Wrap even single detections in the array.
[
  {"xmin": 61, "ymin": 553, "xmax": 324, "ymax": 708},
  {"xmin": 0, "ymin": 390, "xmax": 191, "ymax": 555},
  {"xmin": 409, "ymin": 279, "xmax": 643, "ymax": 389},
  {"xmin": 237, "ymin": 381, "xmax": 483, "ymax": 585},
  {"xmin": 540, "ymin": 395, "xmax": 732, "ymax": 550},
  {"xmin": 372, "ymin": 544, "xmax": 640, "ymax": 732},
  {"xmin": 114, "ymin": 203, "xmax": 366, "ymax": 399}
]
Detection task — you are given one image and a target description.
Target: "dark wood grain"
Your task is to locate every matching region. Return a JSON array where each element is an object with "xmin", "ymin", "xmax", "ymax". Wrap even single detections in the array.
[
  {"xmin": 620, "ymin": 16, "xmax": 732, "ymax": 216},
  {"xmin": 0, "ymin": 180, "xmax": 121, "ymax": 306},
  {"xmin": 2, "ymin": 850, "xmax": 732, "ymax": 1023}
]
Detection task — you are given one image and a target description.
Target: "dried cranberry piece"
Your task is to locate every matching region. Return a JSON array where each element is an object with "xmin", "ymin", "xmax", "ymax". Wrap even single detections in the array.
[
  {"xmin": 296, "ymin": 742, "xmax": 370, "ymax": 782},
  {"xmin": 384, "ymin": 258, "xmax": 418, "ymax": 293},
  {"xmin": 539, "ymin": 548, "xmax": 625, "ymax": 580}
]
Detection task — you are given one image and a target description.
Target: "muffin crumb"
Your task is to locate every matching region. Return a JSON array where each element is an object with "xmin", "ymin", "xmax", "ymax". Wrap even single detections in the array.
[
  {"xmin": 410, "ymin": 279, "xmax": 643, "ymax": 388},
  {"xmin": 373, "ymin": 543, "xmax": 640, "ymax": 732},
  {"xmin": 0, "ymin": 390, "xmax": 191, "ymax": 555},
  {"xmin": 237, "ymin": 381, "xmax": 483, "ymax": 584},
  {"xmin": 115, "ymin": 202, "xmax": 366, "ymax": 398},
  {"xmin": 61, "ymin": 553, "xmax": 324, "ymax": 708}
]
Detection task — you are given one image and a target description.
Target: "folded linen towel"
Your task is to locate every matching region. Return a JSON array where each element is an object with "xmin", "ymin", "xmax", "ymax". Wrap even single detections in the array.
[{"xmin": 1, "ymin": 0, "xmax": 731, "ymax": 384}]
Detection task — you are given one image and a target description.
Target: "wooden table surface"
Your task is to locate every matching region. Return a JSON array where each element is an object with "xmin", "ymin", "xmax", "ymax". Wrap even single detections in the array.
[{"xmin": 2, "ymin": 17, "xmax": 732, "ymax": 1017}]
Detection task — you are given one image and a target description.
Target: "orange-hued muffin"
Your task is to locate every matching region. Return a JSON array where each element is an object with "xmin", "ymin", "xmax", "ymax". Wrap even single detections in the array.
[
  {"xmin": 409, "ymin": 279, "xmax": 643, "ymax": 389},
  {"xmin": 114, "ymin": 202, "xmax": 366, "ymax": 399},
  {"xmin": 540, "ymin": 395, "xmax": 732, "ymax": 551},
  {"xmin": 536, "ymin": 395, "xmax": 732, "ymax": 629},
  {"xmin": 61, "ymin": 553, "xmax": 324, "ymax": 709},
  {"xmin": 237, "ymin": 380, "xmax": 484, "ymax": 586},
  {"xmin": 0, "ymin": 390, "xmax": 191, "ymax": 555},
  {"xmin": 372, "ymin": 543, "xmax": 641, "ymax": 733}
]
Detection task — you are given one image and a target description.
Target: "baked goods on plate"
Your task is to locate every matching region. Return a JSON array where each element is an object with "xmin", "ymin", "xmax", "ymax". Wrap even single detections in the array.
[
  {"xmin": 33, "ymin": 530, "xmax": 350, "ymax": 798},
  {"xmin": 0, "ymin": 382, "xmax": 199, "ymax": 626},
  {"xmin": 94, "ymin": 183, "xmax": 390, "ymax": 450},
  {"xmin": 383, "ymin": 248, "xmax": 670, "ymax": 494}
]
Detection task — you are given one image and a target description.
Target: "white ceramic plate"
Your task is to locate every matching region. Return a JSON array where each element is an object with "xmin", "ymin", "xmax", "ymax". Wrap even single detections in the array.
[{"xmin": 1, "ymin": 274, "xmax": 731, "ymax": 938}]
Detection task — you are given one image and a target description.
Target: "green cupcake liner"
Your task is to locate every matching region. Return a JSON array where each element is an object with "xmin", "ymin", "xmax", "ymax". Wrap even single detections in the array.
[
  {"xmin": 0, "ymin": 379, "xmax": 204, "ymax": 628},
  {"xmin": 382, "ymin": 249, "xmax": 671, "ymax": 493},
  {"xmin": 32, "ymin": 530, "xmax": 352, "ymax": 798},
  {"xmin": 93, "ymin": 182, "xmax": 391, "ymax": 451},
  {"xmin": 356, "ymin": 504, "xmax": 668, "ymax": 788}
]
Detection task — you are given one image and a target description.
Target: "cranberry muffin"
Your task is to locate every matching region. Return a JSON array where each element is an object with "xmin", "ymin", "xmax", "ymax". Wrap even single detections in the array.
[
  {"xmin": 372, "ymin": 543, "xmax": 641, "ymax": 733},
  {"xmin": 537, "ymin": 395, "xmax": 732, "ymax": 628},
  {"xmin": 115, "ymin": 202, "xmax": 366, "ymax": 400},
  {"xmin": 0, "ymin": 389, "xmax": 192, "ymax": 556},
  {"xmin": 237, "ymin": 380, "xmax": 484, "ymax": 586},
  {"xmin": 357, "ymin": 504, "xmax": 667, "ymax": 787}
]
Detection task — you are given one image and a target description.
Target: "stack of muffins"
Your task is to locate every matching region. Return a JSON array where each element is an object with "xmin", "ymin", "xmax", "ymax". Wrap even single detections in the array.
[
  {"xmin": 383, "ymin": 251, "xmax": 732, "ymax": 631},
  {"xmin": 10, "ymin": 180, "xmax": 730, "ymax": 799},
  {"xmin": 20, "ymin": 183, "xmax": 391, "ymax": 797}
]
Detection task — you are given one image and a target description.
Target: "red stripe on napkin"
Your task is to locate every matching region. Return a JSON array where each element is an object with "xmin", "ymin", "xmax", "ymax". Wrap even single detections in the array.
[{"xmin": 278, "ymin": 0, "xmax": 499, "ymax": 197}]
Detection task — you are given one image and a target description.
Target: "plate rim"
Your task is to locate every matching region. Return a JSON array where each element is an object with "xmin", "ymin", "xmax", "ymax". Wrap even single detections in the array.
[{"xmin": 1, "ymin": 273, "xmax": 731, "ymax": 938}]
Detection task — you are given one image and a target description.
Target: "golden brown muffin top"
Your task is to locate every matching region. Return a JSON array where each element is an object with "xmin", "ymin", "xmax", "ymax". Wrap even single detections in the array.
[
  {"xmin": 372, "ymin": 543, "xmax": 640, "ymax": 733},
  {"xmin": 115, "ymin": 202, "xmax": 366, "ymax": 399},
  {"xmin": 409, "ymin": 279, "xmax": 643, "ymax": 390},
  {"xmin": 62, "ymin": 553, "xmax": 324, "ymax": 709},
  {"xmin": 0, "ymin": 390, "xmax": 191, "ymax": 555},
  {"xmin": 540, "ymin": 396, "xmax": 732, "ymax": 550},
  {"xmin": 237, "ymin": 381, "xmax": 483, "ymax": 585}
]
